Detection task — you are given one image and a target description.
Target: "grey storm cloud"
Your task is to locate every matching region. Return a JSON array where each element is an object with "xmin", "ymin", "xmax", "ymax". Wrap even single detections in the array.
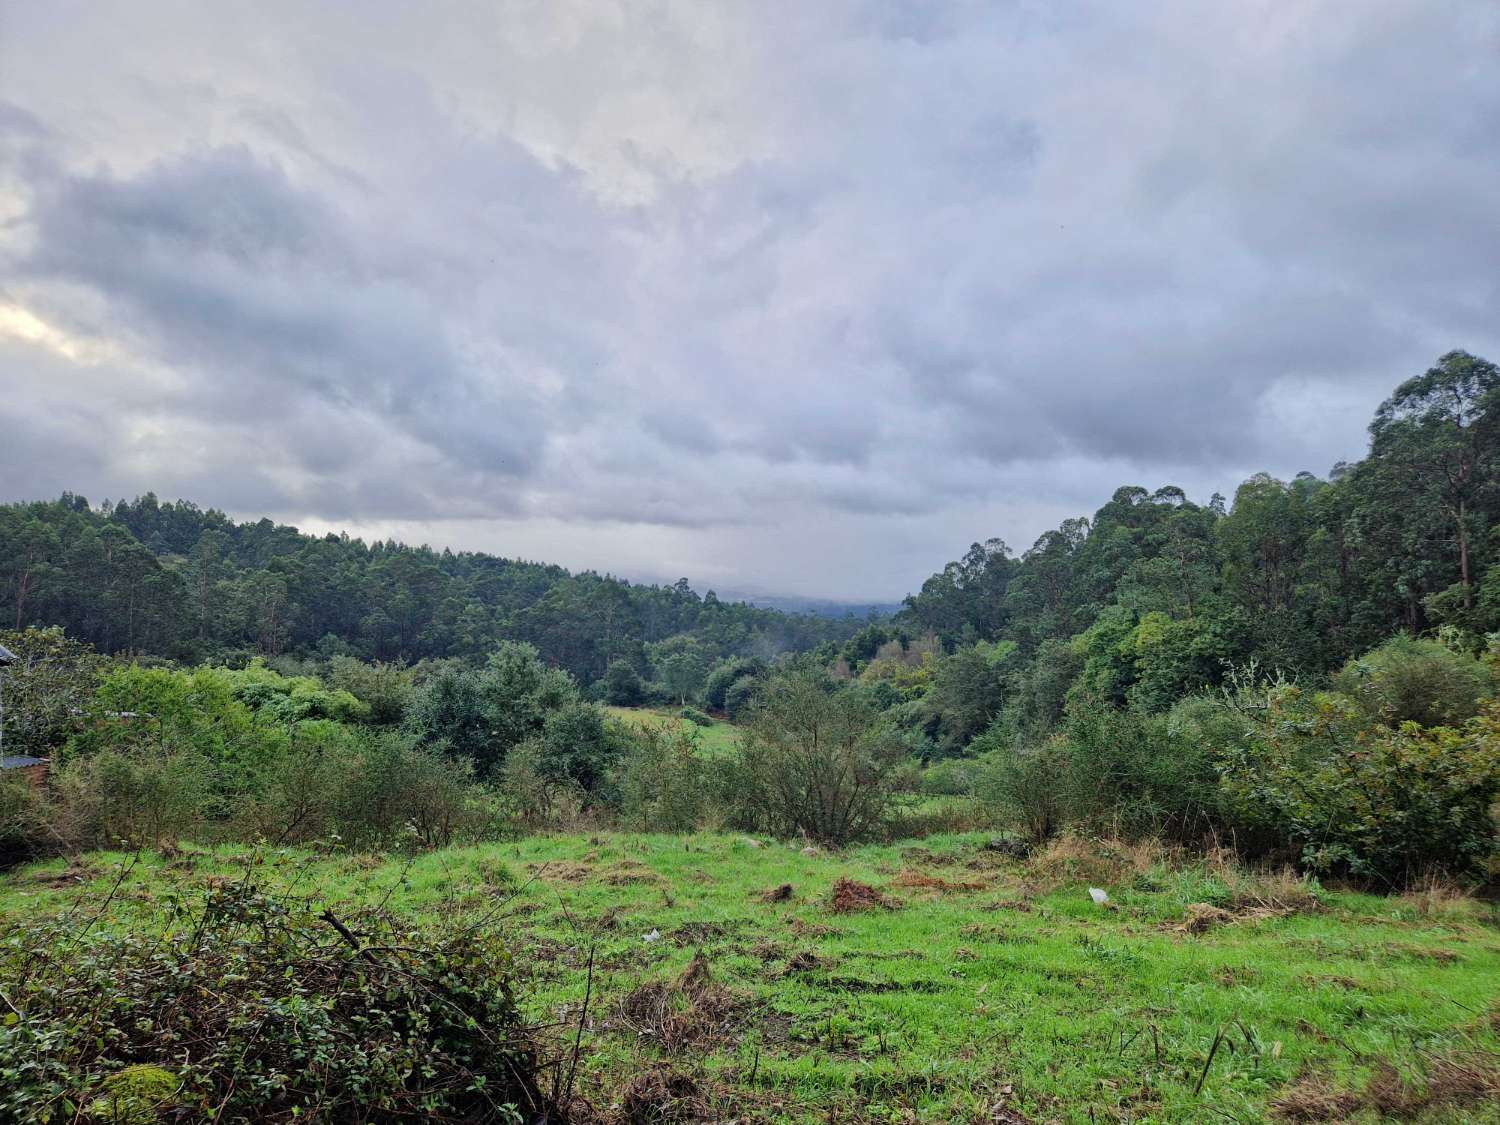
[{"xmin": 1, "ymin": 0, "xmax": 1499, "ymax": 599}]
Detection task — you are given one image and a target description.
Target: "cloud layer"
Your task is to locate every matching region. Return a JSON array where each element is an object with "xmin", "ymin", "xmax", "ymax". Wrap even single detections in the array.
[{"xmin": 2, "ymin": 1, "xmax": 1498, "ymax": 598}]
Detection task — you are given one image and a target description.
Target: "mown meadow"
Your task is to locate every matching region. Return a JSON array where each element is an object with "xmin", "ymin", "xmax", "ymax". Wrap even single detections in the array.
[{"xmin": 6, "ymin": 830, "xmax": 1498, "ymax": 1123}]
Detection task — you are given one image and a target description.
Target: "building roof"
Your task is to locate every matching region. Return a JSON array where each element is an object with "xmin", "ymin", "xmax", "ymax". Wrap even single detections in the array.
[
  {"xmin": 0, "ymin": 643, "xmax": 16, "ymax": 665},
  {"xmin": 0, "ymin": 755, "xmax": 46, "ymax": 770}
]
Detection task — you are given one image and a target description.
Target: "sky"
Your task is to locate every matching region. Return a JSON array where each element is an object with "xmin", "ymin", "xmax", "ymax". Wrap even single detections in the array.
[{"xmin": 1, "ymin": 1, "xmax": 1498, "ymax": 601}]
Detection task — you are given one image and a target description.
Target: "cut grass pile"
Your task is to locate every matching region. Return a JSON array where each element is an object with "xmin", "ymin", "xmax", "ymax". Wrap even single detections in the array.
[{"xmin": 4, "ymin": 833, "xmax": 1499, "ymax": 1123}]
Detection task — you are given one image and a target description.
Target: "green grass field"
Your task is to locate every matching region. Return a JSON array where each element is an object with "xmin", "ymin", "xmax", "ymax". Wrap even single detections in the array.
[
  {"xmin": 6, "ymin": 833, "xmax": 1498, "ymax": 1122},
  {"xmin": 605, "ymin": 704, "xmax": 744, "ymax": 756}
]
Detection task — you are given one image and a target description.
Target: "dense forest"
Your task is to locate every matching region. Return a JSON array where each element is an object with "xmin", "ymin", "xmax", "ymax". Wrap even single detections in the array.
[
  {"xmin": 0, "ymin": 493, "xmax": 869, "ymax": 682},
  {"xmin": 883, "ymin": 349, "xmax": 1500, "ymax": 711}
]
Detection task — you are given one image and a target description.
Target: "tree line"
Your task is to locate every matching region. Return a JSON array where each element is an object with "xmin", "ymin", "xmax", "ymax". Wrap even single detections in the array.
[
  {"xmin": 891, "ymin": 350, "xmax": 1500, "ymax": 711},
  {"xmin": 0, "ymin": 494, "xmax": 870, "ymax": 682}
]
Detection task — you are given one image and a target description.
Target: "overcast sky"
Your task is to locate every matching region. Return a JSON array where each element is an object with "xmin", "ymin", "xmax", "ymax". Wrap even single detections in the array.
[{"xmin": 2, "ymin": 2, "xmax": 1497, "ymax": 600}]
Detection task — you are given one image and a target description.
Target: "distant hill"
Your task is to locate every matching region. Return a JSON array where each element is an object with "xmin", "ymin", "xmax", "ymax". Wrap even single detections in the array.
[
  {"xmin": 0, "ymin": 493, "xmax": 880, "ymax": 681},
  {"xmin": 716, "ymin": 591, "xmax": 902, "ymax": 619}
]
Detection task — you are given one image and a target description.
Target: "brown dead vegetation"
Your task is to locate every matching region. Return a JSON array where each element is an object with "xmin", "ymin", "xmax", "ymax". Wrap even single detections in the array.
[
  {"xmin": 829, "ymin": 877, "xmax": 899, "ymax": 913},
  {"xmin": 1273, "ymin": 1051, "xmax": 1500, "ymax": 1120},
  {"xmin": 616, "ymin": 953, "xmax": 742, "ymax": 1055},
  {"xmin": 758, "ymin": 882, "xmax": 794, "ymax": 903},
  {"xmin": 890, "ymin": 868, "xmax": 988, "ymax": 893},
  {"xmin": 619, "ymin": 1063, "xmax": 703, "ymax": 1124},
  {"xmin": 603, "ymin": 861, "xmax": 665, "ymax": 887}
]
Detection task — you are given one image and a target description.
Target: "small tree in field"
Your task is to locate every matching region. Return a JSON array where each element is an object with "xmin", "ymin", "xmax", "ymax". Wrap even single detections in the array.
[{"xmin": 731, "ymin": 673, "xmax": 912, "ymax": 846}]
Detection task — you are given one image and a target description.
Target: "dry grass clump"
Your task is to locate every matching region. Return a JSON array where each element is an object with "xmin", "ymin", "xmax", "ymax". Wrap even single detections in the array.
[
  {"xmin": 1273, "ymin": 1052, "xmax": 1500, "ymax": 1120},
  {"xmin": 1223, "ymin": 865, "xmax": 1323, "ymax": 915},
  {"xmin": 758, "ymin": 882, "xmax": 794, "ymax": 903},
  {"xmin": 1395, "ymin": 874, "xmax": 1490, "ymax": 923},
  {"xmin": 828, "ymin": 877, "xmax": 898, "ymax": 913},
  {"xmin": 890, "ymin": 869, "xmax": 988, "ymax": 894},
  {"xmin": 619, "ymin": 1064, "xmax": 703, "ymax": 1124},
  {"xmin": 617, "ymin": 953, "xmax": 741, "ymax": 1055},
  {"xmin": 1026, "ymin": 835, "xmax": 1166, "ymax": 889}
]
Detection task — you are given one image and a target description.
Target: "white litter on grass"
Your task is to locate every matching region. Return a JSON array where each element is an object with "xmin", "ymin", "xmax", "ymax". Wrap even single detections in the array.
[
  {"xmin": 1088, "ymin": 887, "xmax": 1110, "ymax": 906},
  {"xmin": 642, "ymin": 929, "xmax": 661, "ymax": 943}
]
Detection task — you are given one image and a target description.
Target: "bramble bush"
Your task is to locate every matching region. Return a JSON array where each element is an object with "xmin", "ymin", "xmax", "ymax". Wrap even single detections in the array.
[{"xmin": 0, "ymin": 881, "xmax": 553, "ymax": 1123}]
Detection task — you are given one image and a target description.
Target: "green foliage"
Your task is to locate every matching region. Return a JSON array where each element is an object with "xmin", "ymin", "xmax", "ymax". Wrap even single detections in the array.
[
  {"xmin": 0, "ymin": 882, "xmax": 548, "ymax": 1123},
  {"xmin": 324, "ymin": 655, "xmax": 413, "ymax": 724},
  {"xmin": 721, "ymin": 673, "xmax": 761, "ymax": 720},
  {"xmin": 403, "ymin": 642, "xmax": 575, "ymax": 775},
  {"xmin": 602, "ymin": 657, "xmax": 645, "ymax": 706},
  {"xmin": 1332, "ymin": 634, "xmax": 1494, "ymax": 728},
  {"xmin": 702, "ymin": 656, "xmax": 765, "ymax": 712},
  {"xmin": 538, "ymin": 702, "xmax": 624, "ymax": 794},
  {"xmin": 921, "ymin": 641, "xmax": 1013, "ymax": 754},
  {"xmin": 0, "ymin": 627, "xmax": 104, "ymax": 757},
  {"xmin": 0, "ymin": 494, "xmax": 866, "ymax": 680},
  {"xmin": 677, "ymin": 705, "xmax": 714, "ymax": 726},
  {"xmin": 89, "ymin": 1064, "xmax": 179, "ymax": 1124},
  {"xmin": 725, "ymin": 673, "xmax": 913, "ymax": 845},
  {"xmin": 616, "ymin": 725, "xmax": 715, "ymax": 832},
  {"xmin": 1219, "ymin": 689, "xmax": 1500, "ymax": 883},
  {"xmin": 975, "ymin": 738, "xmax": 1074, "ymax": 844}
]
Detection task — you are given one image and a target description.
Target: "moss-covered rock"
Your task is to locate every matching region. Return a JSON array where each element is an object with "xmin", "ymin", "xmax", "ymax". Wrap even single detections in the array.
[{"xmin": 89, "ymin": 1064, "xmax": 178, "ymax": 1124}]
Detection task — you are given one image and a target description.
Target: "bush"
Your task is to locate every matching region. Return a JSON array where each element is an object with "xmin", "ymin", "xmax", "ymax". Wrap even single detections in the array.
[
  {"xmin": 0, "ymin": 627, "xmax": 104, "ymax": 758},
  {"xmin": 1061, "ymin": 697, "xmax": 1227, "ymax": 841},
  {"xmin": 538, "ymin": 702, "xmax": 625, "ymax": 794},
  {"xmin": 336, "ymin": 734, "xmax": 502, "ymax": 849},
  {"xmin": 497, "ymin": 738, "xmax": 586, "ymax": 830},
  {"xmin": 702, "ymin": 657, "xmax": 766, "ymax": 712},
  {"xmin": 725, "ymin": 674, "xmax": 913, "ymax": 846},
  {"xmin": 975, "ymin": 739, "xmax": 1074, "ymax": 845},
  {"xmin": 1219, "ymin": 689, "xmax": 1500, "ymax": 883},
  {"xmin": 722, "ymin": 675, "xmax": 760, "ymax": 721},
  {"xmin": 0, "ymin": 882, "xmax": 552, "ymax": 1123},
  {"xmin": 48, "ymin": 749, "xmax": 213, "ymax": 849},
  {"xmin": 919, "ymin": 757, "xmax": 982, "ymax": 796},
  {"xmin": 1332, "ymin": 634, "xmax": 1494, "ymax": 728},
  {"xmin": 677, "ymin": 706, "xmax": 715, "ymax": 727},
  {"xmin": 326, "ymin": 656, "xmax": 414, "ymax": 725},
  {"xmin": 0, "ymin": 773, "xmax": 52, "ymax": 868},
  {"xmin": 617, "ymin": 726, "xmax": 715, "ymax": 832}
]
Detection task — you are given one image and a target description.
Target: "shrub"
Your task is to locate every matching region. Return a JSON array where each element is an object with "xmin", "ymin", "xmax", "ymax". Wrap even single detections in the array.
[
  {"xmin": 538, "ymin": 702, "xmax": 625, "ymax": 794},
  {"xmin": 975, "ymin": 739, "xmax": 1074, "ymax": 845},
  {"xmin": 497, "ymin": 738, "xmax": 586, "ymax": 830},
  {"xmin": 919, "ymin": 757, "xmax": 982, "ymax": 796},
  {"xmin": 1219, "ymin": 690, "xmax": 1500, "ymax": 883},
  {"xmin": 0, "ymin": 883, "xmax": 552, "ymax": 1123},
  {"xmin": 1332, "ymin": 634, "xmax": 1494, "ymax": 728},
  {"xmin": 0, "ymin": 773, "xmax": 52, "ymax": 868},
  {"xmin": 326, "ymin": 656, "xmax": 414, "ymax": 725},
  {"xmin": 722, "ymin": 675, "xmax": 760, "ymax": 721},
  {"xmin": 703, "ymin": 657, "xmax": 766, "ymax": 712},
  {"xmin": 48, "ymin": 749, "xmax": 213, "ymax": 849},
  {"xmin": 617, "ymin": 726, "xmax": 715, "ymax": 832},
  {"xmin": 336, "ymin": 733, "xmax": 502, "ymax": 849},
  {"xmin": 677, "ymin": 706, "xmax": 715, "ymax": 727},
  {"xmin": 1060, "ymin": 696, "xmax": 1227, "ymax": 842},
  {"xmin": 0, "ymin": 627, "xmax": 104, "ymax": 758},
  {"xmin": 404, "ymin": 642, "xmax": 576, "ymax": 776},
  {"xmin": 725, "ymin": 674, "xmax": 913, "ymax": 846}
]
